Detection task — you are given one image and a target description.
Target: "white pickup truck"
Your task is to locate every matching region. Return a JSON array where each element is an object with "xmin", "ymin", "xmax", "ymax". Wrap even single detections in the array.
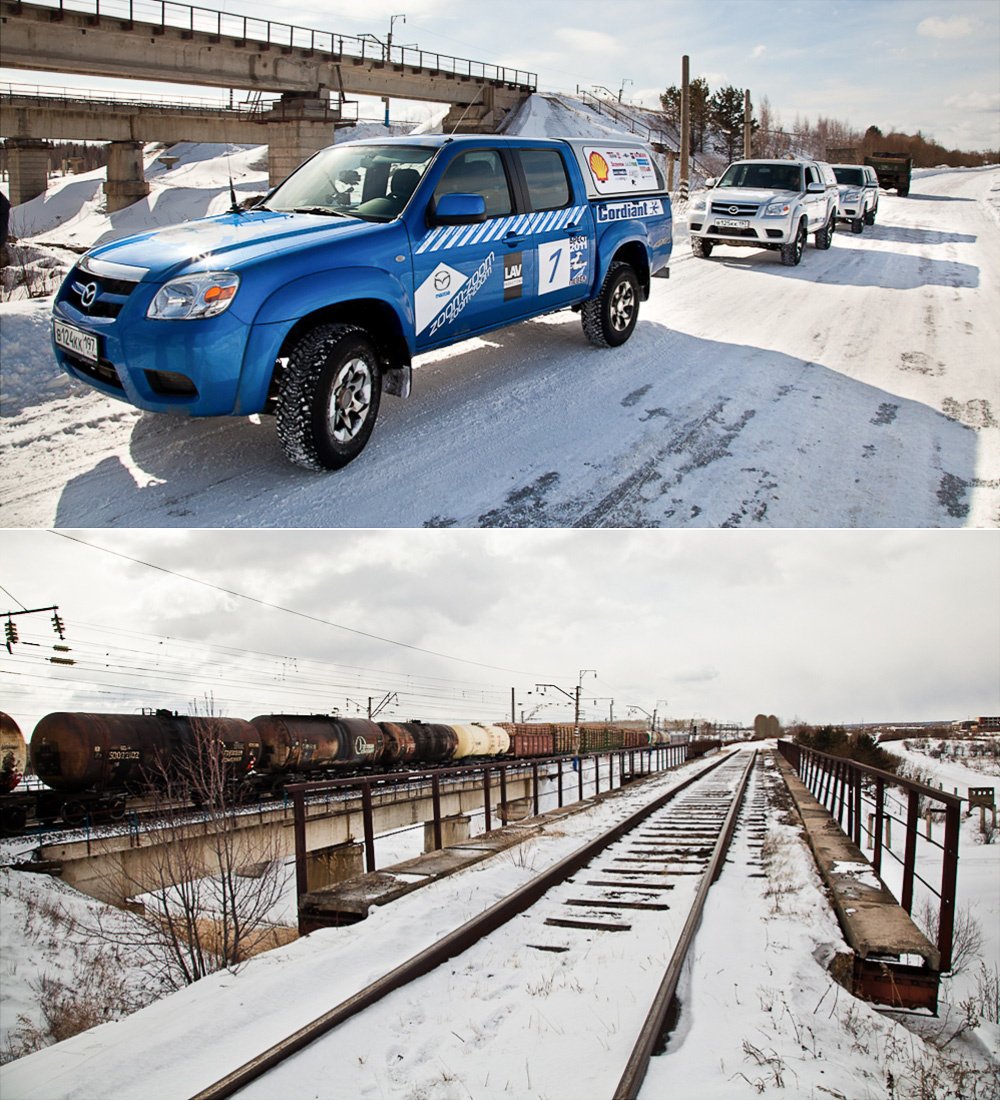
[{"xmin": 688, "ymin": 158, "xmax": 839, "ymax": 266}]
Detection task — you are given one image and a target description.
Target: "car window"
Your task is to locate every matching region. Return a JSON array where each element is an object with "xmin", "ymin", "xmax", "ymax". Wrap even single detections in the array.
[
  {"xmin": 433, "ymin": 150, "xmax": 513, "ymax": 217},
  {"xmin": 518, "ymin": 149, "xmax": 571, "ymax": 211},
  {"xmin": 719, "ymin": 163, "xmax": 803, "ymax": 191},
  {"xmin": 833, "ymin": 167, "xmax": 865, "ymax": 186}
]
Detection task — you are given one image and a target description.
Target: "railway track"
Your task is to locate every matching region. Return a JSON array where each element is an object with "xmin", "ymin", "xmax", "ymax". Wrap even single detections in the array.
[{"xmin": 192, "ymin": 748, "xmax": 758, "ymax": 1100}]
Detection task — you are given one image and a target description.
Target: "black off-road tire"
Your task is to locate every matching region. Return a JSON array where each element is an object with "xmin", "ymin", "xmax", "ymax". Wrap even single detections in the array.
[
  {"xmin": 814, "ymin": 211, "xmax": 834, "ymax": 249},
  {"xmin": 779, "ymin": 220, "xmax": 807, "ymax": 266},
  {"xmin": 691, "ymin": 236, "xmax": 714, "ymax": 258},
  {"xmin": 276, "ymin": 323, "xmax": 382, "ymax": 471},
  {"xmin": 850, "ymin": 215, "xmax": 864, "ymax": 234},
  {"xmin": 581, "ymin": 261, "xmax": 640, "ymax": 347},
  {"xmin": 864, "ymin": 203, "xmax": 877, "ymax": 226}
]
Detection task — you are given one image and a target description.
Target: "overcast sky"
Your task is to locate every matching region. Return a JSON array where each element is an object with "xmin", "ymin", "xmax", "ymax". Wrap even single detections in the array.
[
  {"xmin": 3, "ymin": 0, "xmax": 998, "ymax": 151},
  {"xmin": 1, "ymin": 529, "xmax": 997, "ymax": 734}
]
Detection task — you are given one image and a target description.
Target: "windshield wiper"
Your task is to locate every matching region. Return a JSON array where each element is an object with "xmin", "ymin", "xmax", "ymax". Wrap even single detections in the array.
[{"xmin": 291, "ymin": 206, "xmax": 357, "ymax": 218}]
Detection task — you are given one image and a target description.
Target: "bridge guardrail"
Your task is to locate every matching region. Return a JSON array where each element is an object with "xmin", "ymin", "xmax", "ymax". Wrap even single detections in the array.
[
  {"xmin": 287, "ymin": 745, "xmax": 686, "ymax": 907},
  {"xmin": 12, "ymin": 0, "xmax": 537, "ymax": 90},
  {"xmin": 777, "ymin": 740, "xmax": 961, "ymax": 970}
]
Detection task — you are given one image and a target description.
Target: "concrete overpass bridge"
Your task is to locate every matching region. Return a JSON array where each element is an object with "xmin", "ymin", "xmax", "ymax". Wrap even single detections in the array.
[{"xmin": 0, "ymin": 0, "xmax": 536, "ymax": 205}]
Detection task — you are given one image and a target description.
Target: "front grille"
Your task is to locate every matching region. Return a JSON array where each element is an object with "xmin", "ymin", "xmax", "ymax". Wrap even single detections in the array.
[
  {"xmin": 64, "ymin": 352, "xmax": 124, "ymax": 390},
  {"xmin": 708, "ymin": 224, "xmax": 759, "ymax": 239},
  {"xmin": 64, "ymin": 267, "xmax": 139, "ymax": 319},
  {"xmin": 710, "ymin": 201, "xmax": 760, "ymax": 216}
]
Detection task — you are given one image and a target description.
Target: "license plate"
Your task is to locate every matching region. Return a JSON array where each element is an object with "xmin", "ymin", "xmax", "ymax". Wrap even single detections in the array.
[
  {"xmin": 54, "ymin": 319, "xmax": 99, "ymax": 363},
  {"xmin": 716, "ymin": 218, "xmax": 749, "ymax": 229}
]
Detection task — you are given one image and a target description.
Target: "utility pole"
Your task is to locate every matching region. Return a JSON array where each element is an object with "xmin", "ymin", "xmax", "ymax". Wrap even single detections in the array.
[
  {"xmin": 680, "ymin": 55, "xmax": 690, "ymax": 202},
  {"xmin": 534, "ymin": 669, "xmax": 596, "ymax": 754},
  {"xmin": 742, "ymin": 89, "xmax": 750, "ymax": 157},
  {"xmin": 387, "ymin": 13, "xmax": 405, "ymax": 55}
]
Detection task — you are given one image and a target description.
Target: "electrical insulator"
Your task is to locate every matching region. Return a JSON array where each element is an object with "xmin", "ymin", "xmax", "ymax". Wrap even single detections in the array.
[{"xmin": 51, "ymin": 611, "xmax": 66, "ymax": 639}]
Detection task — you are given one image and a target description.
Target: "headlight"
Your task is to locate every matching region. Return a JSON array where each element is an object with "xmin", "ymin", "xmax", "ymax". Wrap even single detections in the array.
[
  {"xmin": 690, "ymin": 199, "xmax": 706, "ymax": 212},
  {"xmin": 842, "ymin": 189, "xmax": 860, "ymax": 203},
  {"xmin": 764, "ymin": 201, "xmax": 790, "ymax": 217},
  {"xmin": 147, "ymin": 272, "xmax": 240, "ymax": 320}
]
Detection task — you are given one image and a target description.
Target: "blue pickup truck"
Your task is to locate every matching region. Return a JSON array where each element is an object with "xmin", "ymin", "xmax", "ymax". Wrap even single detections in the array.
[{"xmin": 52, "ymin": 135, "xmax": 672, "ymax": 469}]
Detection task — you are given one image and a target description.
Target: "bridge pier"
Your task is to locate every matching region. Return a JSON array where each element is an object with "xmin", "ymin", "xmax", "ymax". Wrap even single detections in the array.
[
  {"xmin": 4, "ymin": 138, "xmax": 51, "ymax": 205},
  {"xmin": 104, "ymin": 140, "xmax": 149, "ymax": 213},
  {"xmin": 265, "ymin": 118, "xmax": 338, "ymax": 188},
  {"xmin": 305, "ymin": 840, "xmax": 363, "ymax": 892},
  {"xmin": 423, "ymin": 813, "xmax": 471, "ymax": 852}
]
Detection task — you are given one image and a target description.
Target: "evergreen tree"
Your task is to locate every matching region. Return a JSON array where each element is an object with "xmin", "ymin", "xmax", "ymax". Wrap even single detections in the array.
[{"xmin": 710, "ymin": 85, "xmax": 751, "ymax": 161}]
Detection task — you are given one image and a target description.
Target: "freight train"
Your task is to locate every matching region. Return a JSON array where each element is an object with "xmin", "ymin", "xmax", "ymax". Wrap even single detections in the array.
[{"xmin": 0, "ymin": 710, "xmax": 670, "ymax": 833}]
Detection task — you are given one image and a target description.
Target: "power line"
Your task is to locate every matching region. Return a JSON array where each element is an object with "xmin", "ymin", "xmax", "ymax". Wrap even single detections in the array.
[{"xmin": 49, "ymin": 532, "xmax": 556, "ymax": 678}]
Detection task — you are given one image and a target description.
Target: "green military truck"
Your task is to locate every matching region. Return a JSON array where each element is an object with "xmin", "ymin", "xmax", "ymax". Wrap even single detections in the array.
[{"xmin": 864, "ymin": 151, "xmax": 912, "ymax": 196}]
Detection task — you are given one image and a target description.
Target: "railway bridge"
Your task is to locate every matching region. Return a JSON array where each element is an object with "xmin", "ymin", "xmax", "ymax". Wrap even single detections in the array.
[{"xmin": 0, "ymin": 0, "xmax": 536, "ymax": 205}]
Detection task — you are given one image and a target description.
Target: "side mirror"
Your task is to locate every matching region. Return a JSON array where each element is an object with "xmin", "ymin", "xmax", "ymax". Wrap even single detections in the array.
[
  {"xmin": 704, "ymin": 177, "xmax": 717, "ymax": 188},
  {"xmin": 432, "ymin": 193, "xmax": 487, "ymax": 225},
  {"xmin": 806, "ymin": 181, "xmax": 825, "ymax": 193}
]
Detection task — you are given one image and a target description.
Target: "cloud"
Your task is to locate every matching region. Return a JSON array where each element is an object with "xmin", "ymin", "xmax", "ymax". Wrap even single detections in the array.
[
  {"xmin": 917, "ymin": 16, "xmax": 974, "ymax": 39},
  {"xmin": 751, "ymin": 44, "xmax": 766, "ymax": 60},
  {"xmin": 554, "ymin": 27, "xmax": 625, "ymax": 55},
  {"xmin": 944, "ymin": 91, "xmax": 1000, "ymax": 113}
]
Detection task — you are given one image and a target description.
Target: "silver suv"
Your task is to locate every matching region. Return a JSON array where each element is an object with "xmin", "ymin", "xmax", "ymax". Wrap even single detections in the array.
[
  {"xmin": 688, "ymin": 158, "xmax": 839, "ymax": 266},
  {"xmin": 831, "ymin": 163, "xmax": 879, "ymax": 233}
]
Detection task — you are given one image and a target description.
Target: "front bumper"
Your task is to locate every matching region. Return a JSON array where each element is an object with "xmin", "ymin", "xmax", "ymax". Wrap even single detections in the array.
[
  {"xmin": 51, "ymin": 291, "xmax": 258, "ymax": 417},
  {"xmin": 688, "ymin": 201, "xmax": 794, "ymax": 246}
]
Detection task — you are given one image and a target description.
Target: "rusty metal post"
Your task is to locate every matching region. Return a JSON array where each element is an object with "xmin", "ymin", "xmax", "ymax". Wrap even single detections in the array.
[
  {"xmin": 873, "ymin": 775, "xmax": 885, "ymax": 876},
  {"xmin": 901, "ymin": 787, "xmax": 920, "ymax": 913},
  {"xmin": 361, "ymin": 781, "xmax": 376, "ymax": 872},
  {"xmin": 853, "ymin": 765, "xmax": 862, "ymax": 846},
  {"xmin": 500, "ymin": 766, "xmax": 508, "ymax": 821},
  {"xmin": 292, "ymin": 786, "xmax": 307, "ymax": 933},
  {"xmin": 431, "ymin": 774, "xmax": 442, "ymax": 851},
  {"xmin": 938, "ymin": 803, "xmax": 960, "ymax": 971},
  {"xmin": 532, "ymin": 762, "xmax": 540, "ymax": 815},
  {"xmin": 482, "ymin": 767, "xmax": 492, "ymax": 834}
]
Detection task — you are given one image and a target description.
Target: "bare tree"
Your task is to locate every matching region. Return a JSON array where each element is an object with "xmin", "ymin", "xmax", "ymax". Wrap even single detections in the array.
[{"xmin": 78, "ymin": 716, "xmax": 291, "ymax": 989}]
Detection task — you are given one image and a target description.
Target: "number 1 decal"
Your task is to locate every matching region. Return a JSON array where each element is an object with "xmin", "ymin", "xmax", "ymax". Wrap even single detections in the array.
[{"xmin": 538, "ymin": 240, "xmax": 570, "ymax": 294}]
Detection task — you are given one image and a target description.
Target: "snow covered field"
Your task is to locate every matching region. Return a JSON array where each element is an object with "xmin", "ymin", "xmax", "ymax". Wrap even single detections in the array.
[
  {"xmin": 1, "ymin": 746, "xmax": 997, "ymax": 1099},
  {"xmin": 2, "ymin": 96, "xmax": 998, "ymax": 528}
]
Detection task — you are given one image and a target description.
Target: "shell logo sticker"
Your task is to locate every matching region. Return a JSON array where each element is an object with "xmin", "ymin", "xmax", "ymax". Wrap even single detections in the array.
[{"xmin": 588, "ymin": 151, "xmax": 610, "ymax": 183}]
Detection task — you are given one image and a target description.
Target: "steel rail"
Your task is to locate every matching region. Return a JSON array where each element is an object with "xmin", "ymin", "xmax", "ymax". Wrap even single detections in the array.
[
  {"xmin": 613, "ymin": 749, "xmax": 758, "ymax": 1099},
  {"xmin": 189, "ymin": 750, "xmax": 737, "ymax": 1100}
]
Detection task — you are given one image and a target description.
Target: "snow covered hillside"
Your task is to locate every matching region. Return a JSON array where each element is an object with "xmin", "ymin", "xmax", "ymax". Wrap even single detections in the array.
[{"xmin": 2, "ymin": 95, "xmax": 998, "ymax": 528}]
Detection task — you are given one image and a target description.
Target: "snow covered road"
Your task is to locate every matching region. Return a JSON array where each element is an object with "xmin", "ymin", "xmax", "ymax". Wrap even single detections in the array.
[{"xmin": 2, "ymin": 166, "xmax": 997, "ymax": 528}]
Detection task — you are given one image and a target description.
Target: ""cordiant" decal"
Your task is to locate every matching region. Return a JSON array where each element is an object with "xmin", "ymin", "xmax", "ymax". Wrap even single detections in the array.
[{"xmin": 595, "ymin": 199, "xmax": 665, "ymax": 223}]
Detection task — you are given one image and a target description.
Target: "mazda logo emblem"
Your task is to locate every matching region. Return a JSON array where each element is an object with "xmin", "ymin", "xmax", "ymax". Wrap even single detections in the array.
[
  {"xmin": 727, "ymin": 206, "xmax": 740, "ymax": 215},
  {"xmin": 75, "ymin": 281, "xmax": 99, "ymax": 308},
  {"xmin": 434, "ymin": 271, "xmax": 451, "ymax": 291}
]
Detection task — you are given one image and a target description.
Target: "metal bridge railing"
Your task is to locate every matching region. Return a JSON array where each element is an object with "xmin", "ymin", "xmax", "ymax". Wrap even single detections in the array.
[
  {"xmin": 777, "ymin": 740, "xmax": 961, "ymax": 971},
  {"xmin": 287, "ymin": 745, "xmax": 687, "ymax": 910},
  {"xmin": 16, "ymin": 0, "xmax": 537, "ymax": 90},
  {"xmin": 1, "ymin": 80, "xmax": 277, "ymax": 114}
]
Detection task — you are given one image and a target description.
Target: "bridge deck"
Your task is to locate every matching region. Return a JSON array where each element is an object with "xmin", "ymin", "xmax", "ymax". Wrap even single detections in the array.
[{"xmin": 774, "ymin": 753, "xmax": 940, "ymax": 1012}]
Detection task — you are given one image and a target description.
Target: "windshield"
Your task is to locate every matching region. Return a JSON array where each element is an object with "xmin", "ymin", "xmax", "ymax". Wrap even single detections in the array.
[
  {"xmin": 833, "ymin": 167, "xmax": 865, "ymax": 186},
  {"xmin": 267, "ymin": 143, "xmax": 437, "ymax": 222},
  {"xmin": 717, "ymin": 162, "xmax": 803, "ymax": 192}
]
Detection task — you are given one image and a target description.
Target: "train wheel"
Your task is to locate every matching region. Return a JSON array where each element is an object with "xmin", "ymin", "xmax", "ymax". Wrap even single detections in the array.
[
  {"xmin": 62, "ymin": 800, "xmax": 88, "ymax": 827},
  {"xmin": 107, "ymin": 797, "xmax": 127, "ymax": 821},
  {"xmin": 1, "ymin": 804, "xmax": 27, "ymax": 835}
]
